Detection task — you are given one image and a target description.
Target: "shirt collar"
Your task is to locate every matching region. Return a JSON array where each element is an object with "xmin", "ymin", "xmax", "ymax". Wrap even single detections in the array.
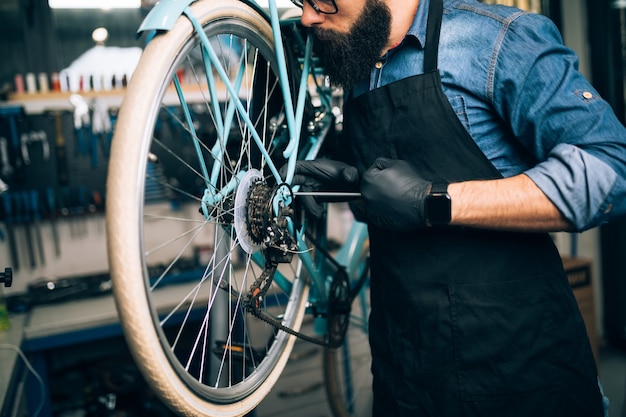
[{"xmin": 408, "ymin": 0, "xmax": 430, "ymax": 49}]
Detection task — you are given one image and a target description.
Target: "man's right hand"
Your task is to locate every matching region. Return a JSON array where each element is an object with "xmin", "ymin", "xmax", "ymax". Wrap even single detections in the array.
[{"xmin": 282, "ymin": 159, "xmax": 360, "ymax": 217}]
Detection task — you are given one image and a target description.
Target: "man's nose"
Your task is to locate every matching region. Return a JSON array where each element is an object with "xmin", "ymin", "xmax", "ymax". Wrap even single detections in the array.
[{"xmin": 300, "ymin": 1, "xmax": 325, "ymax": 27}]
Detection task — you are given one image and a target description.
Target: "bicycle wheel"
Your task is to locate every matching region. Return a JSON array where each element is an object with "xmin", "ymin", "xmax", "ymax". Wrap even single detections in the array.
[
  {"xmin": 106, "ymin": 1, "xmax": 309, "ymax": 416},
  {"xmin": 324, "ymin": 274, "xmax": 372, "ymax": 417}
]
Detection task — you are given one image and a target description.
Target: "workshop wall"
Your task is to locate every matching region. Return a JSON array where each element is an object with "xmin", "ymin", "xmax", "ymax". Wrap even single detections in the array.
[
  {"xmin": 0, "ymin": 110, "xmax": 110, "ymax": 294},
  {"xmin": 0, "ymin": 1, "xmax": 146, "ymax": 296}
]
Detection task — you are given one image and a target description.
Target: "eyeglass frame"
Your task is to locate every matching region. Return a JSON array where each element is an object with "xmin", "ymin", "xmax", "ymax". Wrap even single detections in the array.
[{"xmin": 290, "ymin": 0, "xmax": 339, "ymax": 15}]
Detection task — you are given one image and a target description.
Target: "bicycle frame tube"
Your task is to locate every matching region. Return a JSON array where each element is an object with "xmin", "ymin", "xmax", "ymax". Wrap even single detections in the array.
[
  {"xmin": 174, "ymin": 1, "xmax": 314, "ymax": 214},
  {"xmin": 139, "ymin": 0, "xmax": 314, "ymax": 183},
  {"xmin": 335, "ymin": 222, "xmax": 369, "ymax": 276},
  {"xmin": 272, "ymin": 220, "xmax": 369, "ymax": 311}
]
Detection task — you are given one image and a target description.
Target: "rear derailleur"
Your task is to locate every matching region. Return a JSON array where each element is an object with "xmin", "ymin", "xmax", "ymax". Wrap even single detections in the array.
[{"xmin": 234, "ymin": 170, "xmax": 351, "ymax": 348}]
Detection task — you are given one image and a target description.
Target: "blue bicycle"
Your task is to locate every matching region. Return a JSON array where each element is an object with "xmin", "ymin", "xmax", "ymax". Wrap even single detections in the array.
[{"xmin": 105, "ymin": 0, "xmax": 371, "ymax": 415}]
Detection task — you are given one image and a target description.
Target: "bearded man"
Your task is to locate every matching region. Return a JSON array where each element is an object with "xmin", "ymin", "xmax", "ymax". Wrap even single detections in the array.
[{"xmin": 289, "ymin": 0, "xmax": 626, "ymax": 415}]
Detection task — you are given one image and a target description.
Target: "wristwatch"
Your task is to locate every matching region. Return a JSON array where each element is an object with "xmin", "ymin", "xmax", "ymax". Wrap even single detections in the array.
[{"xmin": 425, "ymin": 182, "xmax": 451, "ymax": 226}]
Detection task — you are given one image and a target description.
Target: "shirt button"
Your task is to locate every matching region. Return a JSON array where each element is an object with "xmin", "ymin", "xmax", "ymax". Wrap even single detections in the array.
[
  {"xmin": 375, "ymin": 61, "xmax": 383, "ymax": 69},
  {"xmin": 583, "ymin": 91, "xmax": 593, "ymax": 99}
]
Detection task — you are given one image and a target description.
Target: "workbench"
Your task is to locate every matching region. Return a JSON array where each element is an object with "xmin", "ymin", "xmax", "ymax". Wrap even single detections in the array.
[
  {"xmin": 0, "ymin": 282, "xmax": 203, "ymax": 417},
  {"xmin": 0, "ymin": 314, "xmax": 28, "ymax": 417}
]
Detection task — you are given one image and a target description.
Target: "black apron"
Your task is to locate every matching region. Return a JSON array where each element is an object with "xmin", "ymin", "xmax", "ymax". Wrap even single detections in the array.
[{"xmin": 338, "ymin": 0, "xmax": 603, "ymax": 415}]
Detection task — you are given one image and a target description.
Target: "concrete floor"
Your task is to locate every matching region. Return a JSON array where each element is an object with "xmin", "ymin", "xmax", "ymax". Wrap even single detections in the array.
[{"xmin": 599, "ymin": 344, "xmax": 626, "ymax": 417}]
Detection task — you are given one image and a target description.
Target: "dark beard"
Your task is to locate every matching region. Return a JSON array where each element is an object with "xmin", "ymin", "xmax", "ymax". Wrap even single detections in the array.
[{"xmin": 311, "ymin": 0, "xmax": 392, "ymax": 90}]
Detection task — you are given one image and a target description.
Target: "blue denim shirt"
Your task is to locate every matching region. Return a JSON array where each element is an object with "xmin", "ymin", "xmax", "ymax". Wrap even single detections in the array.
[{"xmin": 353, "ymin": 0, "xmax": 626, "ymax": 231}]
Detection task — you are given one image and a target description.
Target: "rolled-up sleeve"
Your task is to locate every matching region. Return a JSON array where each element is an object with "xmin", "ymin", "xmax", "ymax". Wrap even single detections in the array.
[
  {"xmin": 525, "ymin": 143, "xmax": 621, "ymax": 231},
  {"xmin": 493, "ymin": 13, "xmax": 626, "ymax": 231}
]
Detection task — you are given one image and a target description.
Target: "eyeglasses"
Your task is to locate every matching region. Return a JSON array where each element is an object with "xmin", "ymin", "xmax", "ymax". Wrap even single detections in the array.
[{"xmin": 290, "ymin": 0, "xmax": 338, "ymax": 14}]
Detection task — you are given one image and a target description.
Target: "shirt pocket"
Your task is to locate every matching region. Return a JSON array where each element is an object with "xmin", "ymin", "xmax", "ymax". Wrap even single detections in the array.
[{"xmin": 449, "ymin": 95, "xmax": 472, "ymax": 136}]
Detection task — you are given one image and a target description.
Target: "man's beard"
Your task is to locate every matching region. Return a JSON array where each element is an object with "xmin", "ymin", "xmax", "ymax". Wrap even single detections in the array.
[{"xmin": 311, "ymin": 0, "xmax": 392, "ymax": 90}]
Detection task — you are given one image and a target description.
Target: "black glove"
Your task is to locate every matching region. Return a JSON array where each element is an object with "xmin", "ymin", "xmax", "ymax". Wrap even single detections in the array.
[
  {"xmin": 361, "ymin": 158, "xmax": 431, "ymax": 230},
  {"xmin": 281, "ymin": 159, "xmax": 360, "ymax": 218}
]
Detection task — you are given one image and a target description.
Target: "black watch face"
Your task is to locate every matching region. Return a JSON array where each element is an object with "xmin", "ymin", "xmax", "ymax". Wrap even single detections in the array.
[{"xmin": 427, "ymin": 194, "xmax": 451, "ymax": 225}]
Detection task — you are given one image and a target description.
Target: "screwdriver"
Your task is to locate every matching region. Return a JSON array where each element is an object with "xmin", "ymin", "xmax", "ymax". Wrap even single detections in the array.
[
  {"xmin": 19, "ymin": 191, "xmax": 36, "ymax": 268},
  {"xmin": 30, "ymin": 190, "xmax": 45, "ymax": 266},
  {"xmin": 46, "ymin": 187, "xmax": 61, "ymax": 257},
  {"xmin": 1, "ymin": 193, "xmax": 19, "ymax": 270}
]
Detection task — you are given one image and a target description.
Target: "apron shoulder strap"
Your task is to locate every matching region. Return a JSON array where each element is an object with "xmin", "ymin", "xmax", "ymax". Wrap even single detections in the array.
[{"xmin": 424, "ymin": 0, "xmax": 443, "ymax": 73}]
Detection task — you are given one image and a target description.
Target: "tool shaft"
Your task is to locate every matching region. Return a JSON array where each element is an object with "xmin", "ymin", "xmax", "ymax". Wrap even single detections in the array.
[
  {"xmin": 1, "ymin": 194, "xmax": 19, "ymax": 270},
  {"xmin": 293, "ymin": 192, "xmax": 361, "ymax": 197}
]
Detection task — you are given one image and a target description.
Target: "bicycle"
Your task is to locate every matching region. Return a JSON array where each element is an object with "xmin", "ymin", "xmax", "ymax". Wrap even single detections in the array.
[{"xmin": 105, "ymin": 0, "xmax": 372, "ymax": 416}]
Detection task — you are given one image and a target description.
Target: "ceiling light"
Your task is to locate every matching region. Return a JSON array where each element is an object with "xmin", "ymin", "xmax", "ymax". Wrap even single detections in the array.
[
  {"xmin": 92, "ymin": 27, "xmax": 109, "ymax": 44},
  {"xmin": 49, "ymin": 0, "xmax": 140, "ymax": 9}
]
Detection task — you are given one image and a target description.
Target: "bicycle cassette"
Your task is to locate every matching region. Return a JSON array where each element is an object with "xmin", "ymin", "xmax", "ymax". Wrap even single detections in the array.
[
  {"xmin": 234, "ymin": 169, "xmax": 297, "ymax": 262},
  {"xmin": 234, "ymin": 169, "xmax": 265, "ymax": 254}
]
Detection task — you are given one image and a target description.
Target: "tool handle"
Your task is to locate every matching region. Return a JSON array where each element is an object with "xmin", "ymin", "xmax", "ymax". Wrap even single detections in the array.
[
  {"xmin": 0, "ymin": 194, "xmax": 19, "ymax": 270},
  {"xmin": 54, "ymin": 113, "xmax": 69, "ymax": 185},
  {"xmin": 1, "ymin": 193, "xmax": 11, "ymax": 222},
  {"xmin": 8, "ymin": 115, "xmax": 19, "ymax": 149},
  {"xmin": 20, "ymin": 191, "xmax": 31, "ymax": 223},
  {"xmin": 19, "ymin": 191, "xmax": 36, "ymax": 268},
  {"xmin": 30, "ymin": 190, "xmax": 40, "ymax": 220},
  {"xmin": 46, "ymin": 187, "xmax": 56, "ymax": 215}
]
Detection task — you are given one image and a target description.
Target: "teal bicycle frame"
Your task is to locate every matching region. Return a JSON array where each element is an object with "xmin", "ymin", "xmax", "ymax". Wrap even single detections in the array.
[{"xmin": 140, "ymin": 0, "xmax": 369, "ymax": 337}]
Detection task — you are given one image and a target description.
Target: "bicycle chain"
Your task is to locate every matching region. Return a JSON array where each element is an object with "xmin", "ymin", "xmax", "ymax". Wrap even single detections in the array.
[{"xmin": 243, "ymin": 255, "xmax": 349, "ymax": 348}]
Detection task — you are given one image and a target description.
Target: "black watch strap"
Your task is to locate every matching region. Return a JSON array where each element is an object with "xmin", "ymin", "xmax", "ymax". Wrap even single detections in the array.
[
  {"xmin": 430, "ymin": 182, "xmax": 449, "ymax": 195},
  {"xmin": 426, "ymin": 182, "xmax": 451, "ymax": 227}
]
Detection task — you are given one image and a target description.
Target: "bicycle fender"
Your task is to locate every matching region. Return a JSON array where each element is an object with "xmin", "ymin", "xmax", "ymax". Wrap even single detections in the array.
[{"xmin": 137, "ymin": 0, "xmax": 197, "ymax": 35}]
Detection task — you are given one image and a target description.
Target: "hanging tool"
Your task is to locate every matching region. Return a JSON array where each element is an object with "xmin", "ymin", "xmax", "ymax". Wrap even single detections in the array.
[
  {"xmin": 77, "ymin": 185, "xmax": 88, "ymax": 236},
  {"xmin": 0, "ymin": 185, "xmax": 4, "ymax": 243},
  {"xmin": 18, "ymin": 191, "xmax": 36, "ymax": 268},
  {"xmin": 0, "ymin": 107, "xmax": 23, "ymax": 167},
  {"xmin": 53, "ymin": 112, "xmax": 70, "ymax": 186},
  {"xmin": 20, "ymin": 130, "xmax": 50, "ymax": 165},
  {"xmin": 0, "ymin": 137, "xmax": 12, "ymax": 178},
  {"xmin": 46, "ymin": 187, "xmax": 61, "ymax": 257},
  {"xmin": 104, "ymin": 110, "xmax": 118, "ymax": 158},
  {"xmin": 30, "ymin": 190, "xmax": 45, "ymax": 266},
  {"xmin": 91, "ymin": 98, "xmax": 111, "ymax": 168},
  {"xmin": 0, "ymin": 107, "xmax": 25, "ymax": 184},
  {"xmin": 70, "ymin": 94, "xmax": 90, "ymax": 156},
  {"xmin": 60, "ymin": 186, "xmax": 74, "ymax": 237},
  {"xmin": 1, "ymin": 193, "xmax": 19, "ymax": 270}
]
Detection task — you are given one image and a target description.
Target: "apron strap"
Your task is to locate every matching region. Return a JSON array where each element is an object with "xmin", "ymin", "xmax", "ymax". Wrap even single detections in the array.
[{"xmin": 424, "ymin": 0, "xmax": 443, "ymax": 73}]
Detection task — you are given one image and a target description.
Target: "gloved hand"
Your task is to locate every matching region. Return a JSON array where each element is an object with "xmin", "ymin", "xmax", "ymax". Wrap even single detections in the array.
[
  {"xmin": 361, "ymin": 158, "xmax": 431, "ymax": 230},
  {"xmin": 281, "ymin": 159, "xmax": 360, "ymax": 218}
]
